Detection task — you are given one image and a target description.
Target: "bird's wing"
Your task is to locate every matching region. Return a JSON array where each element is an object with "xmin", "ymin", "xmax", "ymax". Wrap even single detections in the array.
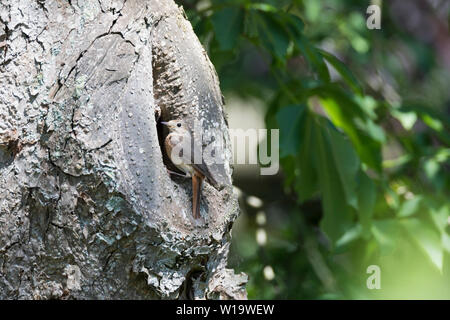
[
  {"xmin": 192, "ymin": 162, "xmax": 217, "ymax": 187},
  {"xmin": 188, "ymin": 133, "xmax": 219, "ymax": 187}
]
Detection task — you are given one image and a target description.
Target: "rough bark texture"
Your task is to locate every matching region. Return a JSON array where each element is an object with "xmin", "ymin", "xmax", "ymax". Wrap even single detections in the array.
[{"xmin": 0, "ymin": 0, "xmax": 246, "ymax": 299}]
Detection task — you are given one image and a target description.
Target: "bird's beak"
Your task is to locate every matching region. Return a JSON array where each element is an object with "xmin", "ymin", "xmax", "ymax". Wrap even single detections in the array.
[{"xmin": 161, "ymin": 121, "xmax": 169, "ymax": 126}]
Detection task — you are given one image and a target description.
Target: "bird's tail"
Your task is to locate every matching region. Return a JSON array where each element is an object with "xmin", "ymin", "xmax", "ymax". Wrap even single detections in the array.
[{"xmin": 192, "ymin": 173, "xmax": 204, "ymax": 219}]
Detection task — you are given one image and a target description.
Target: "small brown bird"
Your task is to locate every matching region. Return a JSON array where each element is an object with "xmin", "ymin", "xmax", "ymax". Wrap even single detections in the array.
[{"xmin": 161, "ymin": 120, "xmax": 217, "ymax": 219}]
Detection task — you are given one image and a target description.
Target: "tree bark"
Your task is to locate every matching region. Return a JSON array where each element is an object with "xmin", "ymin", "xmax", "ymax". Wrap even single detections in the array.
[{"xmin": 0, "ymin": 0, "xmax": 246, "ymax": 299}]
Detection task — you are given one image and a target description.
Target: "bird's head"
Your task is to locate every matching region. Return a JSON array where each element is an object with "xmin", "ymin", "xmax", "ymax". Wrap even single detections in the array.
[{"xmin": 161, "ymin": 119, "xmax": 185, "ymax": 132}]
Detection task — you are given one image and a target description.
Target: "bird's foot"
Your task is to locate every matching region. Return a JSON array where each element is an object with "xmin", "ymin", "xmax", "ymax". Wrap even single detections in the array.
[{"xmin": 167, "ymin": 169, "xmax": 189, "ymax": 178}]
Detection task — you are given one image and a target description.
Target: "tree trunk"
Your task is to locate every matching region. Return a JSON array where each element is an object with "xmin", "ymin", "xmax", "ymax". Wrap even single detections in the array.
[{"xmin": 0, "ymin": 0, "xmax": 246, "ymax": 299}]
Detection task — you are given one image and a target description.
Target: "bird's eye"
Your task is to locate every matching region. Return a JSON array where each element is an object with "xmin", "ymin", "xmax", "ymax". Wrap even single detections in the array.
[{"xmin": 177, "ymin": 123, "xmax": 181, "ymax": 127}]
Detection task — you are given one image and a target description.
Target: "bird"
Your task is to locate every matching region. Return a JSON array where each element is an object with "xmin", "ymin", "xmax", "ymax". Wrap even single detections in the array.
[{"xmin": 161, "ymin": 120, "xmax": 217, "ymax": 219}]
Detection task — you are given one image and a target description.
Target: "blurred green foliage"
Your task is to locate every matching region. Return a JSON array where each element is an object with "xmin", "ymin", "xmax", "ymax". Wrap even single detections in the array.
[{"xmin": 177, "ymin": 0, "xmax": 450, "ymax": 299}]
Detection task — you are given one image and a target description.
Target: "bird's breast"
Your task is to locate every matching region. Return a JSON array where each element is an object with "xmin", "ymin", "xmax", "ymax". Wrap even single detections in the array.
[{"xmin": 165, "ymin": 133, "xmax": 194, "ymax": 176}]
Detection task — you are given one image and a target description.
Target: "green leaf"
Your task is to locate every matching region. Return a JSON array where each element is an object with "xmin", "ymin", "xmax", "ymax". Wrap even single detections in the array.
[
  {"xmin": 244, "ymin": 8, "xmax": 259, "ymax": 38},
  {"xmin": 283, "ymin": 13, "xmax": 304, "ymax": 43},
  {"xmin": 428, "ymin": 203, "xmax": 450, "ymax": 253},
  {"xmin": 211, "ymin": 7, "xmax": 244, "ymax": 51},
  {"xmin": 335, "ymin": 223, "xmax": 363, "ymax": 251},
  {"xmin": 312, "ymin": 86, "xmax": 382, "ymax": 171},
  {"xmin": 357, "ymin": 171, "xmax": 376, "ymax": 234},
  {"xmin": 303, "ymin": 0, "xmax": 321, "ymax": 22},
  {"xmin": 442, "ymin": 233, "xmax": 450, "ymax": 254},
  {"xmin": 401, "ymin": 218, "xmax": 443, "ymax": 271},
  {"xmin": 277, "ymin": 111, "xmax": 364, "ymax": 244},
  {"xmin": 429, "ymin": 203, "xmax": 449, "ymax": 233},
  {"xmin": 362, "ymin": 118, "xmax": 386, "ymax": 144},
  {"xmin": 253, "ymin": 11, "xmax": 290, "ymax": 61},
  {"xmin": 296, "ymin": 37, "xmax": 330, "ymax": 82},
  {"xmin": 424, "ymin": 159, "xmax": 440, "ymax": 181},
  {"xmin": 318, "ymin": 49, "xmax": 363, "ymax": 95},
  {"xmin": 295, "ymin": 110, "xmax": 319, "ymax": 201},
  {"xmin": 276, "ymin": 105, "xmax": 318, "ymax": 201},
  {"xmin": 397, "ymin": 196, "xmax": 422, "ymax": 218},
  {"xmin": 246, "ymin": 3, "xmax": 278, "ymax": 13},
  {"xmin": 276, "ymin": 105, "xmax": 306, "ymax": 157},
  {"xmin": 422, "ymin": 114, "xmax": 443, "ymax": 132},
  {"xmin": 371, "ymin": 219, "xmax": 401, "ymax": 255},
  {"xmin": 399, "ymin": 104, "xmax": 450, "ymax": 145},
  {"xmin": 391, "ymin": 109, "xmax": 418, "ymax": 131},
  {"xmin": 327, "ymin": 121, "xmax": 360, "ymax": 209},
  {"xmin": 280, "ymin": 156, "xmax": 297, "ymax": 187},
  {"xmin": 315, "ymin": 118, "xmax": 354, "ymax": 244}
]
